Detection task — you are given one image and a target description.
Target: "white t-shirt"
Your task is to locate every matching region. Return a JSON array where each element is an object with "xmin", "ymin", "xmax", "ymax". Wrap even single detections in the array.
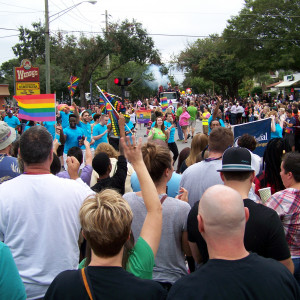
[{"xmin": 0, "ymin": 174, "xmax": 94, "ymax": 299}]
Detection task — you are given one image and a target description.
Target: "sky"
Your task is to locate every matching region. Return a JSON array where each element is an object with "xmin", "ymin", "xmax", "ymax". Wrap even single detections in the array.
[{"xmin": 0, "ymin": 0, "xmax": 245, "ymax": 83}]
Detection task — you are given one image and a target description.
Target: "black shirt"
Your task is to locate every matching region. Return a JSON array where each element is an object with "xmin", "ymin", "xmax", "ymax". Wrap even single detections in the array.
[
  {"xmin": 45, "ymin": 266, "xmax": 167, "ymax": 300},
  {"xmin": 187, "ymin": 198, "xmax": 291, "ymax": 263},
  {"xmin": 167, "ymin": 253, "xmax": 300, "ymax": 300},
  {"xmin": 91, "ymin": 155, "xmax": 127, "ymax": 195}
]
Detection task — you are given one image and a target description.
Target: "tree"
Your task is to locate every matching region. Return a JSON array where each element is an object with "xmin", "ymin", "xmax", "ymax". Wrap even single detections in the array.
[
  {"xmin": 53, "ymin": 19, "xmax": 160, "ymax": 106},
  {"xmin": 8, "ymin": 19, "xmax": 161, "ymax": 106},
  {"xmin": 223, "ymin": 0, "xmax": 300, "ymax": 72},
  {"xmin": 177, "ymin": 36, "xmax": 252, "ymax": 98}
]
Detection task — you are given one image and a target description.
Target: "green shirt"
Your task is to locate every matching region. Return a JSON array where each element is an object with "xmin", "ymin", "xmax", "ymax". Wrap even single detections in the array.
[
  {"xmin": 0, "ymin": 242, "xmax": 26, "ymax": 300},
  {"xmin": 148, "ymin": 127, "xmax": 167, "ymax": 141},
  {"xmin": 187, "ymin": 106, "xmax": 198, "ymax": 120},
  {"xmin": 78, "ymin": 237, "xmax": 154, "ymax": 280},
  {"xmin": 176, "ymin": 107, "xmax": 183, "ymax": 117}
]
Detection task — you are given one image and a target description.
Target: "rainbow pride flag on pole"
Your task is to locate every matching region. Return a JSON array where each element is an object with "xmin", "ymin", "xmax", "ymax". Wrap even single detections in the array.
[{"xmin": 14, "ymin": 94, "xmax": 56, "ymax": 121}]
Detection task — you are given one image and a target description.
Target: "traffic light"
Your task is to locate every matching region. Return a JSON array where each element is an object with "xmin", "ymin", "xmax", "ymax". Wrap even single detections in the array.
[
  {"xmin": 114, "ymin": 78, "xmax": 122, "ymax": 86},
  {"xmin": 124, "ymin": 78, "xmax": 133, "ymax": 86}
]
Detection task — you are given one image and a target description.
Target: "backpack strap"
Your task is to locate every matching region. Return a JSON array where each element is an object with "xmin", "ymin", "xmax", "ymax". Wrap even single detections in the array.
[{"xmin": 80, "ymin": 268, "xmax": 93, "ymax": 300}]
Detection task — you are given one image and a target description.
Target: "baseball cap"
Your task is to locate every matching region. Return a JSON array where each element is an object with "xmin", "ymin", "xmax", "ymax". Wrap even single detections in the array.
[
  {"xmin": 0, "ymin": 121, "xmax": 16, "ymax": 150},
  {"xmin": 217, "ymin": 147, "xmax": 255, "ymax": 172}
]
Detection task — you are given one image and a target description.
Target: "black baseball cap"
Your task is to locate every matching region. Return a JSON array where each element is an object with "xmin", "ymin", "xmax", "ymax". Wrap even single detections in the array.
[{"xmin": 217, "ymin": 147, "xmax": 255, "ymax": 172}]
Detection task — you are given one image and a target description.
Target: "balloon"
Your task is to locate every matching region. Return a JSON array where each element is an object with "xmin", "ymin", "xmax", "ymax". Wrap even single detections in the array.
[
  {"xmin": 181, "ymin": 91, "xmax": 185, "ymax": 95},
  {"xmin": 57, "ymin": 104, "xmax": 67, "ymax": 111}
]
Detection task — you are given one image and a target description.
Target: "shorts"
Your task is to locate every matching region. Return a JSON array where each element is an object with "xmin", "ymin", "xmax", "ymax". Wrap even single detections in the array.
[
  {"xmin": 189, "ymin": 119, "xmax": 196, "ymax": 128},
  {"xmin": 181, "ymin": 125, "xmax": 188, "ymax": 130},
  {"xmin": 203, "ymin": 124, "xmax": 208, "ymax": 134}
]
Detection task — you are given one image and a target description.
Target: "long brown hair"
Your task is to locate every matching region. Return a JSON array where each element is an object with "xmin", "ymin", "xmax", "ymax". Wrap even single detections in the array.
[
  {"xmin": 186, "ymin": 133, "xmax": 208, "ymax": 167},
  {"xmin": 154, "ymin": 116, "xmax": 166, "ymax": 135}
]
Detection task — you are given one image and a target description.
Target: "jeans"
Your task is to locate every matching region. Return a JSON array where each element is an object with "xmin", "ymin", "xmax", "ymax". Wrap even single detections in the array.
[
  {"xmin": 293, "ymin": 257, "xmax": 300, "ymax": 286},
  {"xmin": 176, "ymin": 121, "xmax": 183, "ymax": 140}
]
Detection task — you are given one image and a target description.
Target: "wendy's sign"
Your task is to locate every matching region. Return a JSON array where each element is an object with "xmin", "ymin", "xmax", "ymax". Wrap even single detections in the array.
[{"xmin": 15, "ymin": 59, "xmax": 39, "ymax": 82}]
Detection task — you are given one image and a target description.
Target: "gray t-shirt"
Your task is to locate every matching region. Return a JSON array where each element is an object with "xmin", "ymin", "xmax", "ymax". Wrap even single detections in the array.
[
  {"xmin": 180, "ymin": 160, "xmax": 223, "ymax": 207},
  {"xmin": 123, "ymin": 192, "xmax": 190, "ymax": 284}
]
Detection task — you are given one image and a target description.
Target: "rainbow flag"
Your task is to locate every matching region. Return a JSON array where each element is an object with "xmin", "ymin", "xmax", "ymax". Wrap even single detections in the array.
[
  {"xmin": 14, "ymin": 94, "xmax": 56, "ymax": 121},
  {"xmin": 160, "ymin": 97, "xmax": 168, "ymax": 112},
  {"xmin": 68, "ymin": 76, "xmax": 79, "ymax": 97},
  {"xmin": 136, "ymin": 109, "xmax": 151, "ymax": 124}
]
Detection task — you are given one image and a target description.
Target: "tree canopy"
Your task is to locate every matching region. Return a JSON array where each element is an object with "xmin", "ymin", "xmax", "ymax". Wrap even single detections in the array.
[{"xmin": 2, "ymin": 19, "xmax": 161, "ymax": 105}]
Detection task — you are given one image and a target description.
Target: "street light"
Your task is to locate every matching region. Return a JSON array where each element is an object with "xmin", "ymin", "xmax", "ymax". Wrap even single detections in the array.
[{"xmin": 44, "ymin": 0, "xmax": 97, "ymax": 94}]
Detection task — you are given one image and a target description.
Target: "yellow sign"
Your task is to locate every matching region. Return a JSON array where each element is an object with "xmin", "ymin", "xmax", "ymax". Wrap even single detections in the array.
[{"xmin": 16, "ymin": 82, "xmax": 40, "ymax": 95}]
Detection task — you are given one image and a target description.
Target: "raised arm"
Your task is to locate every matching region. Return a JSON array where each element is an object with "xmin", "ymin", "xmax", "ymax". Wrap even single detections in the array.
[
  {"xmin": 213, "ymin": 96, "xmax": 221, "ymax": 120},
  {"xmin": 121, "ymin": 136, "xmax": 162, "ymax": 256}
]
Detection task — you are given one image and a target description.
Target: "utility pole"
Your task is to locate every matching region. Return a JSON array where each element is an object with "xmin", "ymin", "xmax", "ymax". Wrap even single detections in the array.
[
  {"xmin": 45, "ymin": 0, "xmax": 51, "ymax": 93},
  {"xmin": 105, "ymin": 10, "xmax": 110, "ymax": 91}
]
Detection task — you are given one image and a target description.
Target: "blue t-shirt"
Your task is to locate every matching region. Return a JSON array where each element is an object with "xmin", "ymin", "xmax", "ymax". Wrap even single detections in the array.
[
  {"xmin": 24, "ymin": 123, "xmax": 41, "ymax": 132},
  {"xmin": 285, "ymin": 117, "xmax": 296, "ymax": 134},
  {"xmin": 43, "ymin": 121, "xmax": 56, "ymax": 139},
  {"xmin": 92, "ymin": 123, "xmax": 108, "ymax": 149},
  {"xmin": 125, "ymin": 121, "xmax": 134, "ymax": 144},
  {"xmin": 60, "ymin": 111, "xmax": 70, "ymax": 129},
  {"xmin": 78, "ymin": 121, "xmax": 92, "ymax": 149},
  {"xmin": 165, "ymin": 121, "xmax": 175, "ymax": 143},
  {"xmin": 131, "ymin": 171, "xmax": 181, "ymax": 198},
  {"xmin": 4, "ymin": 116, "xmax": 20, "ymax": 129},
  {"xmin": 63, "ymin": 126, "xmax": 85, "ymax": 154},
  {"xmin": 271, "ymin": 123, "xmax": 283, "ymax": 139},
  {"xmin": 208, "ymin": 116, "xmax": 225, "ymax": 134}
]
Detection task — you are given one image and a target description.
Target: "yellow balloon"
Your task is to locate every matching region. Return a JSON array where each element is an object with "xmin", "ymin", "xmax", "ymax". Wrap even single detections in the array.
[{"xmin": 182, "ymin": 91, "xmax": 185, "ymax": 95}]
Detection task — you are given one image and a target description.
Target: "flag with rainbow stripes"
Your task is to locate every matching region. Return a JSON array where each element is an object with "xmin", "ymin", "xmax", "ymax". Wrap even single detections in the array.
[{"xmin": 14, "ymin": 94, "xmax": 56, "ymax": 122}]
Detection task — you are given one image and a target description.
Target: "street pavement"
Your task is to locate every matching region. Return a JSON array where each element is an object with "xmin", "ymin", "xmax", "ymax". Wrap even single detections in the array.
[{"xmin": 134, "ymin": 120, "xmax": 204, "ymax": 170}]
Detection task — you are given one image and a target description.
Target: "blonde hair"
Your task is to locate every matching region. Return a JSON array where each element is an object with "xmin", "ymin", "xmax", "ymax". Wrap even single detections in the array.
[
  {"xmin": 80, "ymin": 189, "xmax": 133, "ymax": 257},
  {"xmin": 186, "ymin": 133, "xmax": 208, "ymax": 167},
  {"xmin": 95, "ymin": 143, "xmax": 119, "ymax": 158}
]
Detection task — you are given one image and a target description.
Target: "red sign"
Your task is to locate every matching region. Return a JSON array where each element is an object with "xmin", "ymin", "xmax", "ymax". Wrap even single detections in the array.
[{"xmin": 15, "ymin": 66, "xmax": 39, "ymax": 82}]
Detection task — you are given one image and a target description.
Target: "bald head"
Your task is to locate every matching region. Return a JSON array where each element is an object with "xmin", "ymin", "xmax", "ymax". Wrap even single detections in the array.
[{"xmin": 198, "ymin": 185, "xmax": 247, "ymax": 240}]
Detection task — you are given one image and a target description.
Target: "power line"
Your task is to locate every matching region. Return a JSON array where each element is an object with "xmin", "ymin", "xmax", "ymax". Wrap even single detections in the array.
[
  {"xmin": 0, "ymin": 34, "xmax": 19, "ymax": 38},
  {"xmin": 0, "ymin": 1, "xmax": 41, "ymax": 11},
  {"xmin": 0, "ymin": 26, "xmax": 298, "ymax": 43},
  {"xmin": 51, "ymin": 29, "xmax": 300, "ymax": 42}
]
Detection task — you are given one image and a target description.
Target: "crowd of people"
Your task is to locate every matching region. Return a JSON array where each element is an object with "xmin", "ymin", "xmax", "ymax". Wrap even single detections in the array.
[{"xmin": 0, "ymin": 91, "xmax": 300, "ymax": 299}]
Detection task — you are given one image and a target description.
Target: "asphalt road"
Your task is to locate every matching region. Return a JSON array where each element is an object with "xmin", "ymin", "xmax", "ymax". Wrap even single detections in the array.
[{"xmin": 134, "ymin": 120, "xmax": 204, "ymax": 170}]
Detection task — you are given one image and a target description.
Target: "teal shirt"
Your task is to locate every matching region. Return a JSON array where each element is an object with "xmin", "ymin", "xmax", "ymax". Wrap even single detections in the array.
[{"xmin": 0, "ymin": 242, "xmax": 26, "ymax": 299}]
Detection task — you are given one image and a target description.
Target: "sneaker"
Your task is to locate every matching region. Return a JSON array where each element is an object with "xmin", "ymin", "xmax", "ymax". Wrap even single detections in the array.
[
  {"xmin": 187, "ymin": 134, "xmax": 191, "ymax": 139},
  {"xmin": 177, "ymin": 139, "xmax": 183, "ymax": 141}
]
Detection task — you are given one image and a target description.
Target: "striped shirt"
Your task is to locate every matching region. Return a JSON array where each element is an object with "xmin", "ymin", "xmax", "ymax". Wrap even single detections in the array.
[{"xmin": 266, "ymin": 188, "xmax": 300, "ymax": 256}]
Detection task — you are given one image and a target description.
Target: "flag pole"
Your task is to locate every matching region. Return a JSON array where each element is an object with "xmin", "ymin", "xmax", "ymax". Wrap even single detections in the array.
[{"xmin": 95, "ymin": 84, "xmax": 133, "ymax": 135}]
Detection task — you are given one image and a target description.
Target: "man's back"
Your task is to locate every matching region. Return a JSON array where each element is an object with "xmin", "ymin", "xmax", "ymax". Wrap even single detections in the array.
[
  {"xmin": 0, "ymin": 174, "xmax": 93, "ymax": 299},
  {"xmin": 187, "ymin": 199, "xmax": 291, "ymax": 264},
  {"xmin": 180, "ymin": 159, "xmax": 223, "ymax": 207},
  {"xmin": 45, "ymin": 266, "xmax": 167, "ymax": 300},
  {"xmin": 167, "ymin": 253, "xmax": 300, "ymax": 300}
]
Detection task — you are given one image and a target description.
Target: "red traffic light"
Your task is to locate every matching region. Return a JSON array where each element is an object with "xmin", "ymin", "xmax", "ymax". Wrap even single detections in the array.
[
  {"xmin": 114, "ymin": 78, "xmax": 122, "ymax": 86},
  {"xmin": 124, "ymin": 78, "xmax": 133, "ymax": 86}
]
